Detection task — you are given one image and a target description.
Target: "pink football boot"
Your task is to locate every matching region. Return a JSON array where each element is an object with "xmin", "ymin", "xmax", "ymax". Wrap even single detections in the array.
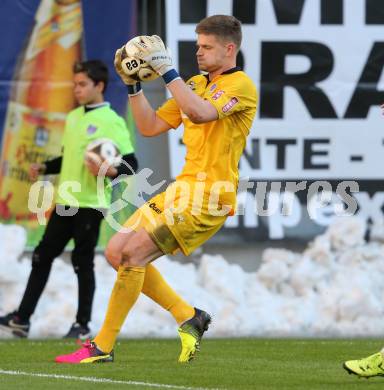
[{"xmin": 55, "ymin": 340, "xmax": 114, "ymax": 364}]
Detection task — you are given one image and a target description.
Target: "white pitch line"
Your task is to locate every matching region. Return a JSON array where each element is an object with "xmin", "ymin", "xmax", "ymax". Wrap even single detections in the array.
[{"xmin": 0, "ymin": 369, "xmax": 219, "ymax": 390}]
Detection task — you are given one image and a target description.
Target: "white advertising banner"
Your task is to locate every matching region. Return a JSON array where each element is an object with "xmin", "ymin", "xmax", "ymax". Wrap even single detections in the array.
[{"xmin": 165, "ymin": 0, "xmax": 384, "ymax": 239}]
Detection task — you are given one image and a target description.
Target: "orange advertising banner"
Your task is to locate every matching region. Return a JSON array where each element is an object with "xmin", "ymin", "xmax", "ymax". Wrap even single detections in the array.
[{"xmin": 0, "ymin": 0, "xmax": 83, "ymax": 236}]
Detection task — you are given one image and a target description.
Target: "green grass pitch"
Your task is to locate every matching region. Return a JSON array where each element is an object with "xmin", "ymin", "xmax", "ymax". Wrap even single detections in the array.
[{"xmin": 0, "ymin": 338, "xmax": 383, "ymax": 389}]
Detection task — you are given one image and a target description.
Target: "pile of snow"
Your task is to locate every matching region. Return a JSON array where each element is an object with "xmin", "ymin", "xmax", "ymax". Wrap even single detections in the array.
[{"xmin": 1, "ymin": 217, "xmax": 384, "ymax": 338}]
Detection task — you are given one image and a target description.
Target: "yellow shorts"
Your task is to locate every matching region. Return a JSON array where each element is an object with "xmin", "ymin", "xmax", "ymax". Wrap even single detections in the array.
[{"xmin": 123, "ymin": 184, "xmax": 227, "ymax": 256}]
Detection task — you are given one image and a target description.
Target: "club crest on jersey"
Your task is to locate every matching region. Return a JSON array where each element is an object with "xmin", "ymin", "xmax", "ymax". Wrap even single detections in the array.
[
  {"xmin": 86, "ymin": 125, "xmax": 97, "ymax": 134},
  {"xmin": 222, "ymin": 97, "xmax": 239, "ymax": 113},
  {"xmin": 212, "ymin": 90, "xmax": 224, "ymax": 100}
]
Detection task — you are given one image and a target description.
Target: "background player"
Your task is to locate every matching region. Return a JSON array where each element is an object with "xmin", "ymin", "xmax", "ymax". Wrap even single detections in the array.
[{"xmin": 0, "ymin": 60, "xmax": 137, "ymax": 339}]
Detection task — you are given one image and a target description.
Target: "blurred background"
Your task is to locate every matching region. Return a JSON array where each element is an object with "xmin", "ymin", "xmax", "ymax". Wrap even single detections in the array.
[{"xmin": 1, "ymin": 0, "xmax": 384, "ymax": 338}]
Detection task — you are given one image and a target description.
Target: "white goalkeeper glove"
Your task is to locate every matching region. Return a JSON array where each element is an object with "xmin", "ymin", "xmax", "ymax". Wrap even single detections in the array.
[{"xmin": 133, "ymin": 35, "xmax": 172, "ymax": 76}]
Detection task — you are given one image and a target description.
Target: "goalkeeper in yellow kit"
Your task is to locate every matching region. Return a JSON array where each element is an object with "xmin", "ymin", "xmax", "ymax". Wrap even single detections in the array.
[{"xmin": 55, "ymin": 15, "xmax": 257, "ymax": 364}]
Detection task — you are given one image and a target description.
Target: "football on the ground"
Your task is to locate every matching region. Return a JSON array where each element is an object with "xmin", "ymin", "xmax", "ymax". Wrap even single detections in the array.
[
  {"xmin": 120, "ymin": 36, "xmax": 159, "ymax": 82},
  {"xmin": 85, "ymin": 139, "xmax": 122, "ymax": 167}
]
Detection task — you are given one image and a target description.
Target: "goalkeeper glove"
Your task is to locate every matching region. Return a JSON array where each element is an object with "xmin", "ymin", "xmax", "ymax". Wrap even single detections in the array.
[
  {"xmin": 114, "ymin": 47, "xmax": 142, "ymax": 95},
  {"xmin": 133, "ymin": 35, "xmax": 180, "ymax": 85}
]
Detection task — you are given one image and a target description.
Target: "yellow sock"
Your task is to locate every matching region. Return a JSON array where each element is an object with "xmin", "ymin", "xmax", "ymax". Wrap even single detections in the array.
[
  {"xmin": 94, "ymin": 265, "xmax": 145, "ymax": 352},
  {"xmin": 142, "ymin": 264, "xmax": 194, "ymax": 325}
]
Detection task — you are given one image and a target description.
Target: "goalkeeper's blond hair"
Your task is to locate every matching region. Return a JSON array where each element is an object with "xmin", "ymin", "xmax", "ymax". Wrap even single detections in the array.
[{"xmin": 195, "ymin": 15, "xmax": 242, "ymax": 52}]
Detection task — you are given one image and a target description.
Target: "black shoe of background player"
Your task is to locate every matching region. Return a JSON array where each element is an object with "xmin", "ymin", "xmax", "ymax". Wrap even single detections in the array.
[
  {"xmin": 0, "ymin": 311, "xmax": 30, "ymax": 338},
  {"xmin": 64, "ymin": 322, "xmax": 92, "ymax": 340}
]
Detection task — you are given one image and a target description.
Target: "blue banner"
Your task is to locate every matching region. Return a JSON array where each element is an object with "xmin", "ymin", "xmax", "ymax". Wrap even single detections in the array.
[
  {"xmin": 0, "ymin": 0, "xmax": 137, "ymax": 133},
  {"xmin": 0, "ymin": 0, "xmax": 137, "ymax": 246}
]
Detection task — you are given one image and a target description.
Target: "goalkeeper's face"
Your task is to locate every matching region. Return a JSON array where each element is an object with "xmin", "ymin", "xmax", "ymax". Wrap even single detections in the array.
[{"xmin": 196, "ymin": 34, "xmax": 235, "ymax": 73}]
